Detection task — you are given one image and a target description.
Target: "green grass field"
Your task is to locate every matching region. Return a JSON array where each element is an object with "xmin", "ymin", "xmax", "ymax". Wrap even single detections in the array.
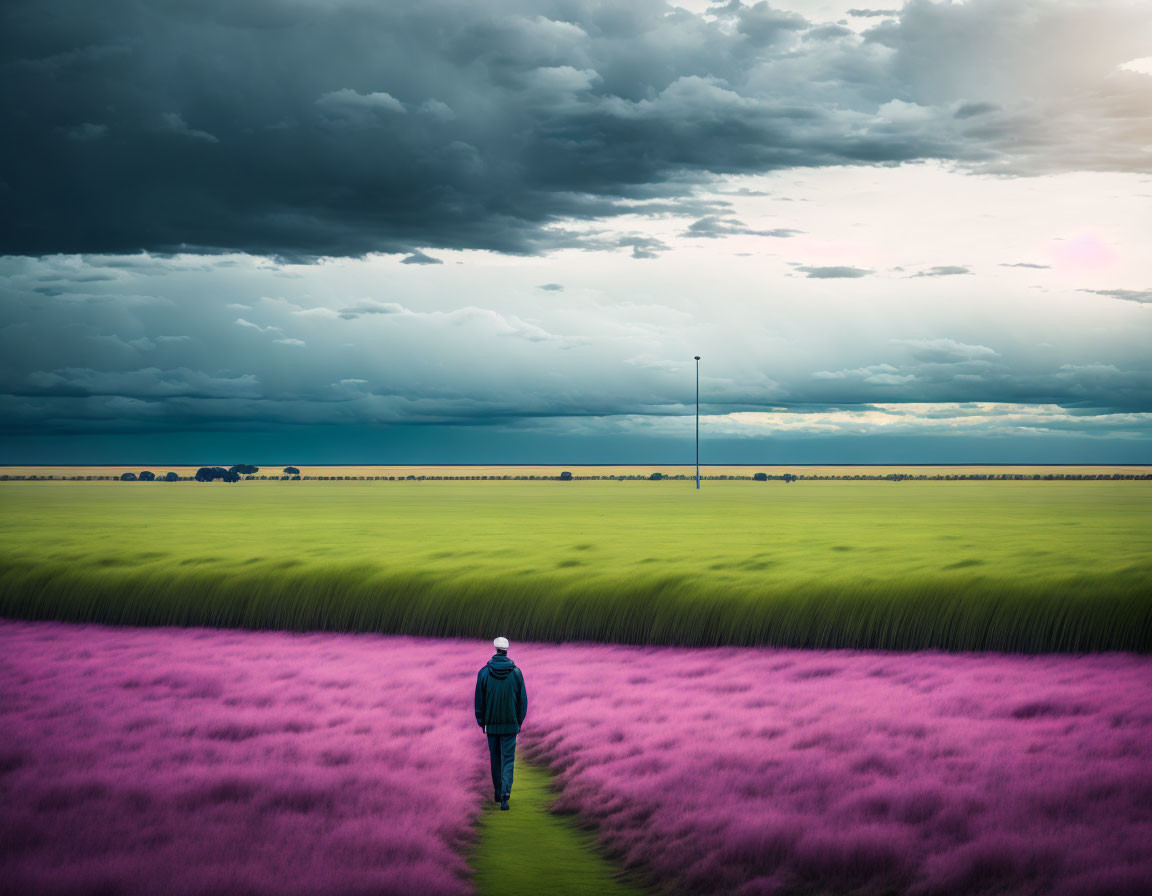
[
  {"xmin": 1, "ymin": 480, "xmax": 1149, "ymax": 651},
  {"xmin": 471, "ymin": 762, "xmax": 649, "ymax": 896}
]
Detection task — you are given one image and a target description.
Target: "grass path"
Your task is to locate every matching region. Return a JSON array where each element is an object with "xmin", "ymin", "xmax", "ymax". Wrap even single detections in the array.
[{"xmin": 471, "ymin": 762, "xmax": 650, "ymax": 896}]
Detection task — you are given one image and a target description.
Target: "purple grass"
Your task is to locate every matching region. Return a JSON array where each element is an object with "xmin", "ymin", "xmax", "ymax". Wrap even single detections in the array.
[
  {"xmin": 0, "ymin": 622, "xmax": 487, "ymax": 896},
  {"xmin": 514, "ymin": 643, "xmax": 1152, "ymax": 896},
  {"xmin": 3, "ymin": 622, "xmax": 1151, "ymax": 896}
]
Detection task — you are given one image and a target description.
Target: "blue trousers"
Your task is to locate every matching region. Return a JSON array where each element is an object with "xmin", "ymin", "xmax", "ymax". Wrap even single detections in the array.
[{"xmin": 487, "ymin": 733, "xmax": 516, "ymax": 799}]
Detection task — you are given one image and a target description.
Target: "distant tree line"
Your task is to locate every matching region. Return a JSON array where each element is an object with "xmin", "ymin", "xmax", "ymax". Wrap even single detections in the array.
[
  {"xmin": 4, "ymin": 470, "xmax": 1150, "ymax": 482},
  {"xmin": 191, "ymin": 464, "xmax": 304, "ymax": 482},
  {"xmin": 2, "ymin": 464, "xmax": 304, "ymax": 482}
]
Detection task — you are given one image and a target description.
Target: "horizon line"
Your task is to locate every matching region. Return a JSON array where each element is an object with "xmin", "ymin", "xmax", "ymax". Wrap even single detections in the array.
[{"xmin": 4, "ymin": 463, "xmax": 1150, "ymax": 469}]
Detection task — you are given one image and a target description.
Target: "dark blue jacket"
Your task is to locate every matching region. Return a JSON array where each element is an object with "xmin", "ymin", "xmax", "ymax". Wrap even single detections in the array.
[{"xmin": 475, "ymin": 654, "xmax": 527, "ymax": 735}]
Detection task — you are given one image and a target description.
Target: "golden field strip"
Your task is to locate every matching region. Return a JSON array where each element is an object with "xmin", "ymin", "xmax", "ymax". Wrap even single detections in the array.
[{"xmin": 4, "ymin": 464, "xmax": 1150, "ymax": 478}]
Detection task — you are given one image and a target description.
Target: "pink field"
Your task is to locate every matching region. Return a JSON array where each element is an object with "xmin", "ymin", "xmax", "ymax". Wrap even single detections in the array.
[
  {"xmin": 524, "ymin": 644, "xmax": 1152, "ymax": 896},
  {"xmin": 0, "ymin": 622, "xmax": 486, "ymax": 896},
  {"xmin": 2, "ymin": 621, "xmax": 1151, "ymax": 896}
]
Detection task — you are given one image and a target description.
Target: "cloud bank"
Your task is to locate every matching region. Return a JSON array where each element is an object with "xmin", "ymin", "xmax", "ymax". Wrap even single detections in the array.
[
  {"xmin": 2, "ymin": 250, "xmax": 1149, "ymax": 459},
  {"xmin": 2, "ymin": 0, "xmax": 1150, "ymax": 258},
  {"xmin": 2, "ymin": 2, "xmax": 1150, "ymax": 461}
]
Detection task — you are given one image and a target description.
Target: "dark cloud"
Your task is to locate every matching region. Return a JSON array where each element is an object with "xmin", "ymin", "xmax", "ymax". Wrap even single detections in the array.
[
  {"xmin": 400, "ymin": 251, "xmax": 443, "ymax": 266},
  {"xmin": 910, "ymin": 265, "xmax": 971, "ymax": 278},
  {"xmin": 537, "ymin": 283, "xmax": 564, "ymax": 291},
  {"xmin": 1081, "ymin": 288, "xmax": 1152, "ymax": 305},
  {"xmin": 684, "ymin": 216, "xmax": 802, "ymax": 239},
  {"xmin": 1000, "ymin": 262, "xmax": 1050, "ymax": 269},
  {"xmin": 803, "ymin": 25, "xmax": 854, "ymax": 41},
  {"xmin": 157, "ymin": 112, "xmax": 219, "ymax": 143},
  {"xmin": 614, "ymin": 236, "xmax": 668, "ymax": 260},
  {"xmin": 710, "ymin": 1, "xmax": 808, "ymax": 46},
  {"xmin": 848, "ymin": 9, "xmax": 899, "ymax": 18},
  {"xmin": 953, "ymin": 102, "xmax": 1000, "ymax": 119},
  {"xmin": 2, "ymin": 0, "xmax": 1149, "ymax": 258},
  {"xmin": 62, "ymin": 122, "xmax": 108, "ymax": 141},
  {"xmin": 797, "ymin": 265, "xmax": 873, "ymax": 279},
  {"xmin": 25, "ymin": 367, "xmax": 260, "ymax": 399},
  {"xmin": 1, "ymin": 253, "xmax": 1150, "ymax": 454}
]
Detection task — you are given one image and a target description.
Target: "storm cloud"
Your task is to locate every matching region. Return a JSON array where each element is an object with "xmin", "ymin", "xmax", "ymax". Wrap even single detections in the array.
[
  {"xmin": 2, "ymin": 1, "xmax": 1150, "ymax": 462},
  {"xmin": 2, "ymin": 0, "xmax": 1150, "ymax": 258},
  {"xmin": 797, "ymin": 265, "xmax": 874, "ymax": 279},
  {"xmin": 2, "ymin": 248, "xmax": 1149, "ymax": 453},
  {"xmin": 909, "ymin": 265, "xmax": 971, "ymax": 278},
  {"xmin": 1082, "ymin": 288, "xmax": 1152, "ymax": 304},
  {"xmin": 684, "ymin": 216, "xmax": 803, "ymax": 239}
]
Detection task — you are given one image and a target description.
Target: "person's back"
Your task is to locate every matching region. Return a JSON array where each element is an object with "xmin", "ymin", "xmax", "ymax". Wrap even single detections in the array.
[{"xmin": 475, "ymin": 637, "xmax": 527, "ymax": 810}]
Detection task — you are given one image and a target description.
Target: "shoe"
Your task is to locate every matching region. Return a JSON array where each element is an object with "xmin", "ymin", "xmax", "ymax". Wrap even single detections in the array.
[
  {"xmin": 494, "ymin": 794, "xmax": 501, "ymax": 804},
  {"xmin": 500, "ymin": 798, "xmax": 509, "ymax": 811}
]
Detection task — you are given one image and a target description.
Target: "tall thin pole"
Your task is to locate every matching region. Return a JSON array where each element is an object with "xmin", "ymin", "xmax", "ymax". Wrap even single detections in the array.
[{"xmin": 694, "ymin": 355, "xmax": 701, "ymax": 490}]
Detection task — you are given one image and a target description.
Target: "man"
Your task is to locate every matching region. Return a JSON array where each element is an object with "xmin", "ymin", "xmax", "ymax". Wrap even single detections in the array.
[{"xmin": 474, "ymin": 636, "xmax": 528, "ymax": 811}]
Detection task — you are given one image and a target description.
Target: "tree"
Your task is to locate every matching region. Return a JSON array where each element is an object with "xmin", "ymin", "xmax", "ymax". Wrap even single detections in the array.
[
  {"xmin": 230, "ymin": 464, "xmax": 259, "ymax": 475},
  {"xmin": 559, "ymin": 471, "xmax": 573, "ymax": 481},
  {"xmin": 283, "ymin": 466, "xmax": 300, "ymax": 475},
  {"xmin": 753, "ymin": 472, "xmax": 768, "ymax": 481},
  {"xmin": 138, "ymin": 471, "xmax": 155, "ymax": 481},
  {"xmin": 195, "ymin": 466, "xmax": 240, "ymax": 483},
  {"xmin": 782, "ymin": 473, "xmax": 797, "ymax": 484},
  {"xmin": 164, "ymin": 472, "xmax": 179, "ymax": 481},
  {"xmin": 649, "ymin": 472, "xmax": 663, "ymax": 480},
  {"xmin": 120, "ymin": 472, "xmax": 137, "ymax": 481}
]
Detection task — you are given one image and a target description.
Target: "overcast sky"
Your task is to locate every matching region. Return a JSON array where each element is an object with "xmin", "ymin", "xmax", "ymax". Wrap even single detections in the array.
[{"xmin": 2, "ymin": 0, "xmax": 1150, "ymax": 463}]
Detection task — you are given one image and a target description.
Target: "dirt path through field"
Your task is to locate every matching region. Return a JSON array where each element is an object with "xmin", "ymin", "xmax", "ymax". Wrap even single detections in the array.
[{"xmin": 471, "ymin": 761, "xmax": 649, "ymax": 896}]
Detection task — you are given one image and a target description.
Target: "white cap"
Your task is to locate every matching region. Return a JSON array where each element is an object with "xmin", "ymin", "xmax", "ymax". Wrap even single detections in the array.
[{"xmin": 493, "ymin": 636, "xmax": 510, "ymax": 651}]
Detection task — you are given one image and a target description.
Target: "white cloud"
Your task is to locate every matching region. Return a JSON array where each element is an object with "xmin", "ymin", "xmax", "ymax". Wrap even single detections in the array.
[
  {"xmin": 708, "ymin": 403, "xmax": 1152, "ymax": 439},
  {"xmin": 893, "ymin": 339, "xmax": 998, "ymax": 363},
  {"xmin": 1120, "ymin": 56, "xmax": 1152, "ymax": 76},
  {"xmin": 813, "ymin": 364, "xmax": 917, "ymax": 385},
  {"xmin": 235, "ymin": 318, "xmax": 283, "ymax": 335}
]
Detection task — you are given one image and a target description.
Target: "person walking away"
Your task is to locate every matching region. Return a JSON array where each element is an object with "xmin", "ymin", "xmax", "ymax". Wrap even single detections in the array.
[{"xmin": 475, "ymin": 637, "xmax": 527, "ymax": 811}]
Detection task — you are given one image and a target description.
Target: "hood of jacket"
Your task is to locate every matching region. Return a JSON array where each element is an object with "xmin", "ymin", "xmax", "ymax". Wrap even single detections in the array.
[{"xmin": 486, "ymin": 654, "xmax": 516, "ymax": 680}]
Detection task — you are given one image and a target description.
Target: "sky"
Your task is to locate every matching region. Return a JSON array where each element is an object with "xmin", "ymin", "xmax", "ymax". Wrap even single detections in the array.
[{"xmin": 2, "ymin": 0, "xmax": 1150, "ymax": 464}]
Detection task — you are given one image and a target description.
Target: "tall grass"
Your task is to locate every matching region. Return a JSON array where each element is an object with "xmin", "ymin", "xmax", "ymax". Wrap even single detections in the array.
[
  {"xmin": 2, "ymin": 559, "xmax": 1148, "ymax": 652},
  {"xmin": 1, "ymin": 621, "xmax": 487, "ymax": 896},
  {"xmin": 7, "ymin": 621, "xmax": 1151, "ymax": 895},
  {"xmin": 1, "ymin": 481, "xmax": 1149, "ymax": 652},
  {"xmin": 522, "ymin": 641, "xmax": 1152, "ymax": 896}
]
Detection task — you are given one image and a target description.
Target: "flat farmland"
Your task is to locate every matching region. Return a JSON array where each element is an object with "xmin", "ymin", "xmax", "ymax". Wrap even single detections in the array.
[
  {"xmin": 3, "ymin": 464, "xmax": 1149, "ymax": 479},
  {"xmin": 0, "ymin": 480, "xmax": 1149, "ymax": 651}
]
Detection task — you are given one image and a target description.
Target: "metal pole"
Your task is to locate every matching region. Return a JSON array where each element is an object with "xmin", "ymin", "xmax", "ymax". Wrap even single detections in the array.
[{"xmin": 694, "ymin": 355, "xmax": 700, "ymax": 489}]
